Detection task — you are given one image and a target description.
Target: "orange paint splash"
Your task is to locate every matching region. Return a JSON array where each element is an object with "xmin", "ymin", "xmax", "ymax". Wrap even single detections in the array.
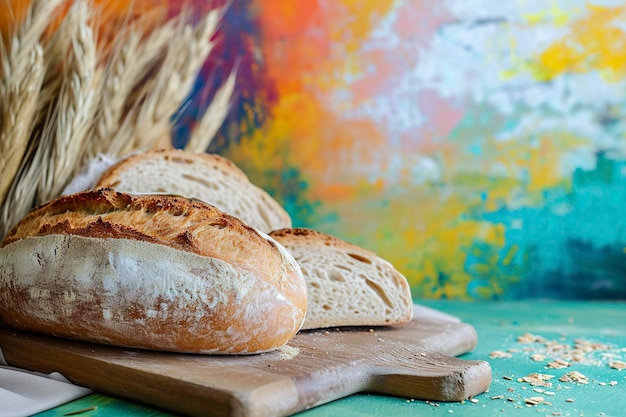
[{"xmin": 227, "ymin": 0, "xmax": 396, "ymax": 201}]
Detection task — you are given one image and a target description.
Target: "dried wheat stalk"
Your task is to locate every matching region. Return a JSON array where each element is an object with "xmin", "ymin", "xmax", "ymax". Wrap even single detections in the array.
[
  {"xmin": 27, "ymin": 2, "xmax": 81, "ymax": 169},
  {"xmin": 0, "ymin": 1, "xmax": 96, "ymax": 237},
  {"xmin": 89, "ymin": 18, "xmax": 177, "ymax": 159},
  {"xmin": 0, "ymin": 109, "xmax": 53, "ymax": 239},
  {"xmin": 0, "ymin": 1, "xmax": 234, "ymax": 240},
  {"xmin": 185, "ymin": 68, "xmax": 236, "ymax": 153},
  {"xmin": 0, "ymin": 45, "xmax": 45, "ymax": 207},
  {"xmin": 0, "ymin": 0, "xmax": 61, "ymax": 206},
  {"xmin": 123, "ymin": 8, "xmax": 220, "ymax": 154},
  {"xmin": 36, "ymin": 1, "xmax": 81, "ymax": 116},
  {"xmin": 38, "ymin": 1, "xmax": 98, "ymax": 202}
]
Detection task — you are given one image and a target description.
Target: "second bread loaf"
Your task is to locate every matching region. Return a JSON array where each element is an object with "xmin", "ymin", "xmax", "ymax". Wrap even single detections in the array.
[
  {"xmin": 269, "ymin": 228, "xmax": 413, "ymax": 330},
  {"xmin": 94, "ymin": 149, "xmax": 291, "ymax": 233}
]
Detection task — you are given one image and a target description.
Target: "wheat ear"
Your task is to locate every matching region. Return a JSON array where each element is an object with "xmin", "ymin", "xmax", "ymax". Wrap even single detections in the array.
[
  {"xmin": 0, "ymin": 0, "xmax": 61, "ymax": 206},
  {"xmin": 90, "ymin": 19, "xmax": 176, "ymax": 159},
  {"xmin": 185, "ymin": 68, "xmax": 236, "ymax": 153},
  {"xmin": 37, "ymin": 1, "xmax": 97, "ymax": 202},
  {"xmin": 0, "ymin": 108, "xmax": 54, "ymax": 240},
  {"xmin": 124, "ymin": 8, "xmax": 221, "ymax": 154},
  {"xmin": 35, "ymin": 1, "xmax": 82, "ymax": 117},
  {"xmin": 0, "ymin": 44, "xmax": 45, "ymax": 206}
]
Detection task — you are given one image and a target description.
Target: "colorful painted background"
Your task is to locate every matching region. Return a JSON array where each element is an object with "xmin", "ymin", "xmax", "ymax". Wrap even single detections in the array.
[{"xmin": 175, "ymin": 0, "xmax": 626, "ymax": 301}]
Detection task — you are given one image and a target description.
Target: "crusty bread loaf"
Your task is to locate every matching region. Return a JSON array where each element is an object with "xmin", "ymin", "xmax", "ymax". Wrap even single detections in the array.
[
  {"xmin": 269, "ymin": 228, "xmax": 413, "ymax": 330},
  {"xmin": 0, "ymin": 189, "xmax": 307, "ymax": 354},
  {"xmin": 93, "ymin": 149, "xmax": 291, "ymax": 233}
]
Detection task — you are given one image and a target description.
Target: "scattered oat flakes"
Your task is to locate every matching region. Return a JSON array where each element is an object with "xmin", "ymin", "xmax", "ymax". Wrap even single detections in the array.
[
  {"xmin": 545, "ymin": 341, "xmax": 569, "ymax": 352},
  {"xmin": 518, "ymin": 373, "xmax": 555, "ymax": 387},
  {"xmin": 609, "ymin": 360, "xmax": 626, "ymax": 370},
  {"xmin": 509, "ymin": 333, "xmax": 624, "ymax": 368},
  {"xmin": 518, "ymin": 333, "xmax": 546, "ymax": 343},
  {"xmin": 609, "ymin": 381, "xmax": 618, "ymax": 386},
  {"xmin": 502, "ymin": 375, "xmax": 513, "ymax": 381},
  {"xmin": 559, "ymin": 371, "xmax": 589, "ymax": 384},
  {"xmin": 574, "ymin": 339, "xmax": 611, "ymax": 352},
  {"xmin": 547, "ymin": 358, "xmax": 570, "ymax": 369},
  {"xmin": 566, "ymin": 398, "xmax": 575, "ymax": 402},
  {"xmin": 524, "ymin": 396, "xmax": 545, "ymax": 406},
  {"xmin": 491, "ymin": 395, "xmax": 504, "ymax": 400},
  {"xmin": 469, "ymin": 398, "xmax": 479, "ymax": 404},
  {"xmin": 490, "ymin": 350, "xmax": 513, "ymax": 359}
]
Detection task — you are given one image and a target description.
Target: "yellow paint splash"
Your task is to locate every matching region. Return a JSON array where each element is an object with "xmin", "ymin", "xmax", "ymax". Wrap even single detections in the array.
[
  {"xmin": 532, "ymin": 4, "xmax": 626, "ymax": 82},
  {"xmin": 523, "ymin": 0, "xmax": 577, "ymax": 26}
]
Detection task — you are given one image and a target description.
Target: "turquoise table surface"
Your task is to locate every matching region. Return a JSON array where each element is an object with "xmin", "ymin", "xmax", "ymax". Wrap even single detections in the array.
[{"xmin": 34, "ymin": 301, "xmax": 626, "ymax": 417}]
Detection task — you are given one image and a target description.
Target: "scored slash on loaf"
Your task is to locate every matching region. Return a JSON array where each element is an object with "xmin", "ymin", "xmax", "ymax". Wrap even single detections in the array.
[{"xmin": 0, "ymin": 189, "xmax": 307, "ymax": 354}]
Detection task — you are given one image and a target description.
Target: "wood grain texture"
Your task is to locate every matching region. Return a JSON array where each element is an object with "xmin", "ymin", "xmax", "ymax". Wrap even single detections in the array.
[{"xmin": 0, "ymin": 305, "xmax": 491, "ymax": 417}]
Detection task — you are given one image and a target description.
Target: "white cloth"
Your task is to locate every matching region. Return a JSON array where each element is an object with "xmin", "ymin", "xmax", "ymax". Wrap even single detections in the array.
[
  {"xmin": 62, "ymin": 153, "xmax": 120, "ymax": 195},
  {"xmin": 0, "ymin": 349, "xmax": 92, "ymax": 417}
]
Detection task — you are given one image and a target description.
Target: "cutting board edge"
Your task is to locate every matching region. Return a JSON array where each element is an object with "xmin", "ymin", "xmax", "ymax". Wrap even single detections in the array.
[{"xmin": 0, "ymin": 329, "xmax": 239, "ymax": 417}]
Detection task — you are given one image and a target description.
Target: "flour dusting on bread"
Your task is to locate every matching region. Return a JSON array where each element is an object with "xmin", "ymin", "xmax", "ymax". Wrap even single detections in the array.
[{"xmin": 0, "ymin": 190, "xmax": 307, "ymax": 354}]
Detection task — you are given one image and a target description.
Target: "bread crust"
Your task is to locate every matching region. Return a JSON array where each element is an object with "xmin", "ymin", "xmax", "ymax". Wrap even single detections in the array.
[
  {"xmin": 94, "ymin": 149, "xmax": 292, "ymax": 233},
  {"xmin": 0, "ymin": 189, "xmax": 307, "ymax": 354}
]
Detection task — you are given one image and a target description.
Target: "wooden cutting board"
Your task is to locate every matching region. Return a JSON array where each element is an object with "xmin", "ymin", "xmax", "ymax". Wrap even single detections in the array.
[{"xmin": 0, "ymin": 305, "xmax": 491, "ymax": 417}]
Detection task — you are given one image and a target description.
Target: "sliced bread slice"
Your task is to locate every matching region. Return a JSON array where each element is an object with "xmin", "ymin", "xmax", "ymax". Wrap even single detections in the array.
[
  {"xmin": 269, "ymin": 227, "xmax": 414, "ymax": 330},
  {"xmin": 94, "ymin": 149, "xmax": 292, "ymax": 233}
]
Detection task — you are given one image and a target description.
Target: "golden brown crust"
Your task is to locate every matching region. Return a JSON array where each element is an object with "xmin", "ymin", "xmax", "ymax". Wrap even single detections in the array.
[
  {"xmin": 270, "ymin": 227, "xmax": 377, "ymax": 261},
  {"xmin": 3, "ymin": 189, "xmax": 281, "ymax": 282}
]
